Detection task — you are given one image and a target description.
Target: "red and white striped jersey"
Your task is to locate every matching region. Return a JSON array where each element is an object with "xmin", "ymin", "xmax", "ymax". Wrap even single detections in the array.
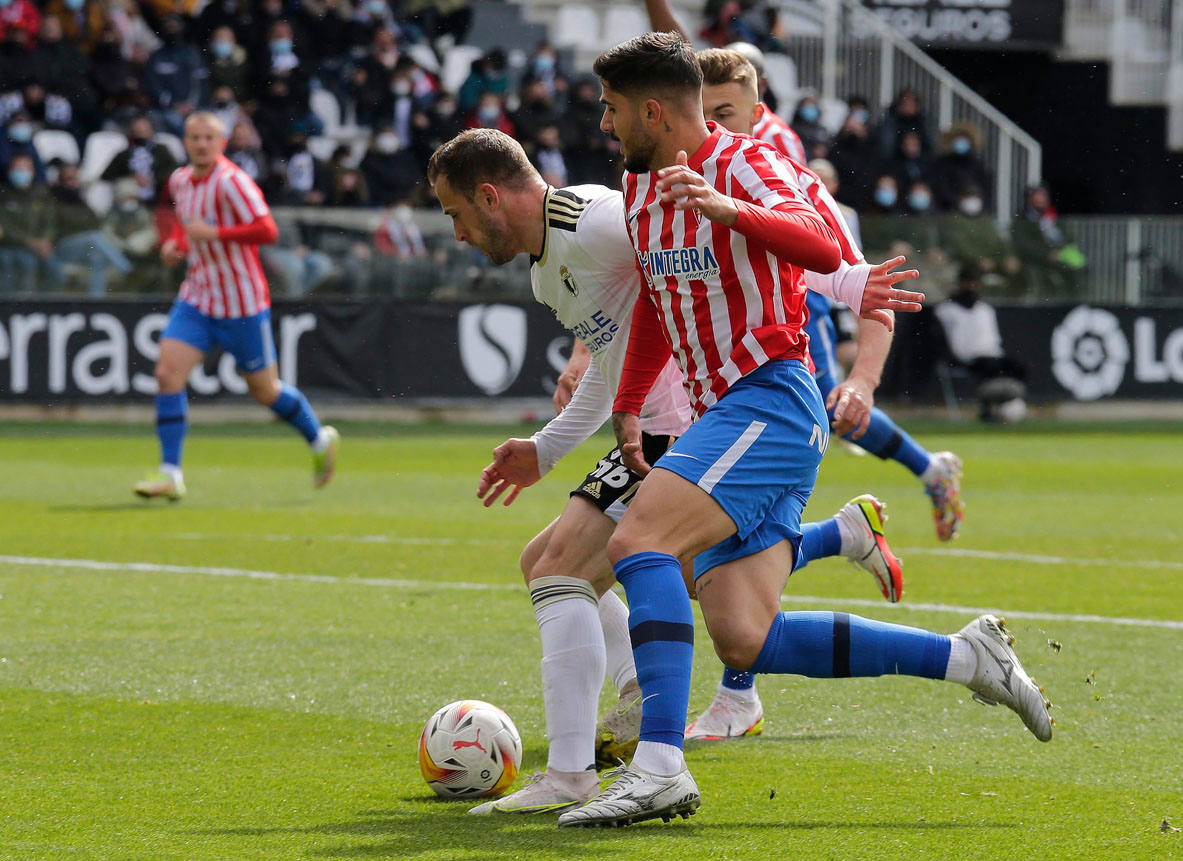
[
  {"xmin": 793, "ymin": 162, "xmax": 864, "ymax": 265},
  {"xmin": 623, "ymin": 124, "xmax": 838, "ymax": 417},
  {"xmin": 169, "ymin": 156, "xmax": 272, "ymax": 318},
  {"xmin": 753, "ymin": 107, "xmax": 807, "ymax": 164}
]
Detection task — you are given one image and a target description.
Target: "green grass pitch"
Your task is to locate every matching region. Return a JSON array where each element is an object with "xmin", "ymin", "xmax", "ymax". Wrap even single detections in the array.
[{"xmin": 0, "ymin": 420, "xmax": 1181, "ymax": 859}]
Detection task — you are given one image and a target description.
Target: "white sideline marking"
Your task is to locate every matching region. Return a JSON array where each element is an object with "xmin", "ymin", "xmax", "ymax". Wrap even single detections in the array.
[
  {"xmin": 169, "ymin": 532, "xmax": 510, "ymax": 546},
  {"xmin": 1, "ymin": 554, "xmax": 1181, "ymax": 631},
  {"xmin": 901, "ymin": 546, "xmax": 1183, "ymax": 572}
]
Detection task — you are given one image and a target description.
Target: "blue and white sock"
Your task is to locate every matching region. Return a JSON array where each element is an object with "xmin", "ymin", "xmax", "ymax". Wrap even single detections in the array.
[
  {"xmin": 750, "ymin": 611, "xmax": 951, "ymax": 679},
  {"xmin": 614, "ymin": 551, "xmax": 693, "ymax": 775},
  {"xmin": 843, "ymin": 407, "xmax": 932, "ymax": 477},
  {"xmin": 155, "ymin": 391, "xmax": 188, "ymax": 470},
  {"xmin": 269, "ymin": 383, "xmax": 323, "ymax": 445}
]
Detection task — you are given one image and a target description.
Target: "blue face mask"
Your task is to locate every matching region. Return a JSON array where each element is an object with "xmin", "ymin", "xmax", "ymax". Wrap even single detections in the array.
[
  {"xmin": 9, "ymin": 168, "xmax": 32, "ymax": 189},
  {"xmin": 798, "ymin": 103, "xmax": 820, "ymax": 123},
  {"xmin": 269, "ymin": 38, "xmax": 293, "ymax": 54},
  {"xmin": 8, "ymin": 123, "xmax": 31, "ymax": 143},
  {"xmin": 64, "ymin": 0, "xmax": 84, "ymax": 9},
  {"xmin": 534, "ymin": 54, "xmax": 554, "ymax": 71},
  {"xmin": 477, "ymin": 105, "xmax": 500, "ymax": 125},
  {"xmin": 366, "ymin": 0, "xmax": 386, "ymax": 14},
  {"xmin": 212, "ymin": 39, "xmax": 233, "ymax": 58},
  {"xmin": 908, "ymin": 191, "xmax": 931, "ymax": 211},
  {"xmin": 0, "ymin": 0, "xmax": 14, "ymax": 9},
  {"xmin": 852, "ymin": 108, "xmax": 868, "ymax": 124},
  {"xmin": 952, "ymin": 136, "xmax": 972, "ymax": 155},
  {"xmin": 874, "ymin": 186, "xmax": 897, "ymax": 208}
]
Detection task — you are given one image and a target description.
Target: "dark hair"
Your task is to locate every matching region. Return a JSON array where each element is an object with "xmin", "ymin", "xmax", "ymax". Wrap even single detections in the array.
[
  {"xmin": 427, "ymin": 128, "xmax": 538, "ymax": 199},
  {"xmin": 593, "ymin": 32, "xmax": 702, "ymax": 101}
]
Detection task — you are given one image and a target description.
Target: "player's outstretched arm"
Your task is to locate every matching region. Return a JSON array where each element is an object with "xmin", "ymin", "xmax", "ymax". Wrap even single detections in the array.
[
  {"xmin": 644, "ymin": 0, "xmax": 692, "ymax": 42},
  {"xmin": 827, "ymin": 316, "xmax": 892, "ymax": 439},
  {"xmin": 857, "ymin": 256, "xmax": 923, "ymax": 331}
]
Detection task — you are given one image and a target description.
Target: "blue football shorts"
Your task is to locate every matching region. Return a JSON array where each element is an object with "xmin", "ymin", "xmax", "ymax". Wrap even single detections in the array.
[
  {"xmin": 651, "ymin": 358, "xmax": 829, "ymax": 579},
  {"xmin": 805, "ymin": 292, "xmax": 840, "ymax": 395},
  {"xmin": 161, "ymin": 300, "xmax": 277, "ymax": 374}
]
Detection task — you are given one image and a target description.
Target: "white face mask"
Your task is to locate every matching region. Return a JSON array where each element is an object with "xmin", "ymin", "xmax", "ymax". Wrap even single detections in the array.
[
  {"xmin": 393, "ymin": 204, "xmax": 412, "ymax": 223},
  {"xmin": 959, "ymin": 196, "xmax": 984, "ymax": 216},
  {"xmin": 375, "ymin": 133, "xmax": 400, "ymax": 154},
  {"xmin": 393, "ymin": 80, "xmax": 412, "ymax": 97}
]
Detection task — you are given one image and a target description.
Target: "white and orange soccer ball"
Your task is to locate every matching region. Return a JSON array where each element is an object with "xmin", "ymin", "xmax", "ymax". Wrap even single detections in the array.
[{"xmin": 418, "ymin": 700, "xmax": 523, "ymax": 799}]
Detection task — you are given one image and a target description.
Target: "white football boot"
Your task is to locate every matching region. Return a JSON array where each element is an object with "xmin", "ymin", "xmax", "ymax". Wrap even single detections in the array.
[
  {"xmin": 684, "ymin": 686, "xmax": 764, "ymax": 741},
  {"xmin": 835, "ymin": 493, "xmax": 904, "ymax": 602},
  {"xmin": 955, "ymin": 614, "xmax": 1053, "ymax": 742},
  {"xmin": 468, "ymin": 771, "xmax": 598, "ymax": 815},
  {"xmin": 557, "ymin": 765, "xmax": 700, "ymax": 827}
]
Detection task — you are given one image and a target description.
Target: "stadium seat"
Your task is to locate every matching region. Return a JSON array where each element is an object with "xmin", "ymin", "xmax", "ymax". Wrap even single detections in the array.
[
  {"xmin": 32, "ymin": 129, "xmax": 80, "ymax": 165},
  {"xmin": 602, "ymin": 5, "xmax": 648, "ymax": 47},
  {"xmin": 440, "ymin": 44, "xmax": 484, "ymax": 95},
  {"xmin": 306, "ymin": 135, "xmax": 337, "ymax": 161},
  {"xmin": 553, "ymin": 4, "xmax": 600, "ymax": 49},
  {"xmin": 83, "ymin": 179, "xmax": 114, "ymax": 216},
  {"xmin": 79, "ymin": 131, "xmax": 128, "ymax": 183},
  {"xmin": 310, "ymin": 88, "xmax": 342, "ymax": 137},
  {"xmin": 154, "ymin": 132, "xmax": 186, "ymax": 164}
]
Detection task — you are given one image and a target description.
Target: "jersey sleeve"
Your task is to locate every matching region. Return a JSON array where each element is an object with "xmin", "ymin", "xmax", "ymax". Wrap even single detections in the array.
[
  {"xmin": 219, "ymin": 170, "xmax": 271, "ymax": 225},
  {"xmin": 804, "ymin": 258, "xmax": 869, "ymax": 311},
  {"xmin": 728, "ymin": 144, "xmax": 811, "ymax": 211},
  {"xmin": 531, "ymin": 359, "xmax": 612, "ymax": 476},
  {"xmin": 575, "ymin": 190, "xmax": 636, "ymax": 265}
]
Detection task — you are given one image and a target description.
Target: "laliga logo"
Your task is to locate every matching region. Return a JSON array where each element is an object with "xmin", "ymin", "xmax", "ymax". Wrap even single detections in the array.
[
  {"xmin": 458, "ymin": 304, "xmax": 527, "ymax": 395},
  {"xmin": 1050, "ymin": 306, "xmax": 1129, "ymax": 400}
]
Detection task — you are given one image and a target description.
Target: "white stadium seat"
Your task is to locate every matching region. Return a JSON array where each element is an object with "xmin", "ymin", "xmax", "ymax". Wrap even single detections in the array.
[
  {"xmin": 553, "ymin": 4, "xmax": 600, "ymax": 48},
  {"xmin": 762, "ymin": 53, "xmax": 799, "ymax": 108},
  {"xmin": 306, "ymin": 135, "xmax": 337, "ymax": 161},
  {"xmin": 440, "ymin": 44, "xmax": 484, "ymax": 94},
  {"xmin": 310, "ymin": 88, "xmax": 342, "ymax": 136},
  {"xmin": 602, "ymin": 5, "xmax": 648, "ymax": 47},
  {"xmin": 32, "ymin": 129, "xmax": 80, "ymax": 165},
  {"xmin": 79, "ymin": 130, "xmax": 128, "ymax": 183},
  {"xmin": 153, "ymin": 132, "xmax": 185, "ymax": 164},
  {"xmin": 83, "ymin": 180, "xmax": 114, "ymax": 216}
]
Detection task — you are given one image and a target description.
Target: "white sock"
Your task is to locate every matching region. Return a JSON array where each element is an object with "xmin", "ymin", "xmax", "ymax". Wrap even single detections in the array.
[
  {"xmin": 532, "ymin": 577, "xmax": 604, "ymax": 774},
  {"xmin": 834, "ymin": 514, "xmax": 861, "ymax": 557},
  {"xmin": 944, "ymin": 635, "xmax": 977, "ymax": 685},
  {"xmin": 311, "ymin": 427, "xmax": 331, "ymax": 453},
  {"xmin": 919, "ymin": 457, "xmax": 940, "ymax": 484},
  {"xmin": 632, "ymin": 740, "xmax": 685, "ymax": 777},
  {"xmin": 598, "ymin": 587, "xmax": 637, "ymax": 693},
  {"xmin": 720, "ymin": 679, "xmax": 759, "ymax": 703},
  {"xmin": 160, "ymin": 463, "xmax": 183, "ymax": 480}
]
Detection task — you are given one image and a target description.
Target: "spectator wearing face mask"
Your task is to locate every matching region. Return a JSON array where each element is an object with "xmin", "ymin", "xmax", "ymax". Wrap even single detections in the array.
[
  {"xmin": 0, "ymin": 112, "xmax": 45, "ymax": 181},
  {"xmin": 887, "ymin": 130, "xmax": 933, "ymax": 202},
  {"xmin": 868, "ymin": 174, "xmax": 902, "ymax": 215},
  {"xmin": 522, "ymin": 42, "xmax": 565, "ymax": 102},
  {"xmin": 206, "ymin": 26, "xmax": 249, "ymax": 100},
  {"xmin": 374, "ymin": 201, "xmax": 426, "ymax": 258},
  {"xmin": 360, "ymin": 125, "xmax": 422, "ymax": 206},
  {"xmin": 464, "ymin": 92, "xmax": 514, "ymax": 136},
  {"xmin": 877, "ymin": 87, "xmax": 933, "ymax": 162},
  {"xmin": 30, "ymin": 17, "xmax": 96, "ymax": 134},
  {"xmin": 252, "ymin": 19, "xmax": 318, "ymax": 155},
  {"xmin": 144, "ymin": 16, "xmax": 208, "ymax": 137},
  {"xmin": 327, "ymin": 144, "xmax": 368, "ymax": 206},
  {"xmin": 350, "ymin": 25, "xmax": 400, "ymax": 126},
  {"xmin": 932, "ymin": 122, "xmax": 992, "ymax": 213},
  {"xmin": 532, "ymin": 124, "xmax": 567, "ymax": 188},
  {"xmin": 789, "ymin": 94, "xmax": 829, "ymax": 161},
  {"xmin": 457, "ymin": 47, "xmax": 507, "ymax": 115},
  {"xmin": 942, "ymin": 185, "xmax": 1022, "ymax": 293},
  {"xmin": 0, "ymin": 153, "xmax": 55, "ymax": 292},
  {"xmin": 828, "ymin": 97, "xmax": 877, "ymax": 208},
  {"xmin": 101, "ymin": 115, "xmax": 177, "ymax": 206},
  {"xmin": 206, "ymin": 85, "xmax": 253, "ymax": 143},
  {"xmin": 101, "ymin": 177, "xmax": 160, "ymax": 290}
]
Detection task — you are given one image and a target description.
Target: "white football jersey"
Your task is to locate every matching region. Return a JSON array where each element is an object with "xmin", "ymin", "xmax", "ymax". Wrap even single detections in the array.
[{"xmin": 530, "ymin": 185, "xmax": 690, "ymax": 439}]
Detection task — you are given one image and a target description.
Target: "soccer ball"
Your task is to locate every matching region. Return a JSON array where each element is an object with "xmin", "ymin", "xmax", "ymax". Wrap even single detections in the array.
[{"xmin": 418, "ymin": 700, "xmax": 523, "ymax": 799}]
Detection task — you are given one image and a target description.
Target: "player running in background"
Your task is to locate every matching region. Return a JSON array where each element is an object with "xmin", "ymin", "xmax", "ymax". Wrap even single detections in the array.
[
  {"xmin": 426, "ymin": 128, "xmax": 917, "ymax": 815},
  {"xmin": 557, "ymin": 34, "xmax": 1050, "ymax": 827},
  {"xmin": 133, "ymin": 112, "xmax": 338, "ymax": 500},
  {"xmin": 684, "ymin": 47, "xmax": 966, "ymax": 742}
]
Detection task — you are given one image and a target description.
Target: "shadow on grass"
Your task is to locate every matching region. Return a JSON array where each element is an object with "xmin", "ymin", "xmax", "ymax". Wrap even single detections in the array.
[{"xmin": 193, "ymin": 807, "xmax": 1019, "ymax": 858}]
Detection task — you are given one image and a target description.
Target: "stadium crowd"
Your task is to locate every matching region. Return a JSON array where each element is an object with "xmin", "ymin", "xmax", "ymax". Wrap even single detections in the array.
[{"xmin": 0, "ymin": 0, "xmax": 1080, "ymax": 301}]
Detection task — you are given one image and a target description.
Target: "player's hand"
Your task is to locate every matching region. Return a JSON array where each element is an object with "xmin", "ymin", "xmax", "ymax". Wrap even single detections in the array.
[
  {"xmin": 476, "ymin": 438, "xmax": 541, "ymax": 507},
  {"xmin": 184, "ymin": 219, "xmax": 219, "ymax": 243},
  {"xmin": 826, "ymin": 375, "xmax": 874, "ymax": 439},
  {"xmin": 655, "ymin": 150, "xmax": 738, "ymax": 225},
  {"xmin": 612, "ymin": 411, "xmax": 649, "ymax": 476},
  {"xmin": 554, "ymin": 340, "xmax": 591, "ymax": 413},
  {"xmin": 160, "ymin": 238, "xmax": 185, "ymax": 266},
  {"xmin": 858, "ymin": 256, "xmax": 923, "ymax": 331}
]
